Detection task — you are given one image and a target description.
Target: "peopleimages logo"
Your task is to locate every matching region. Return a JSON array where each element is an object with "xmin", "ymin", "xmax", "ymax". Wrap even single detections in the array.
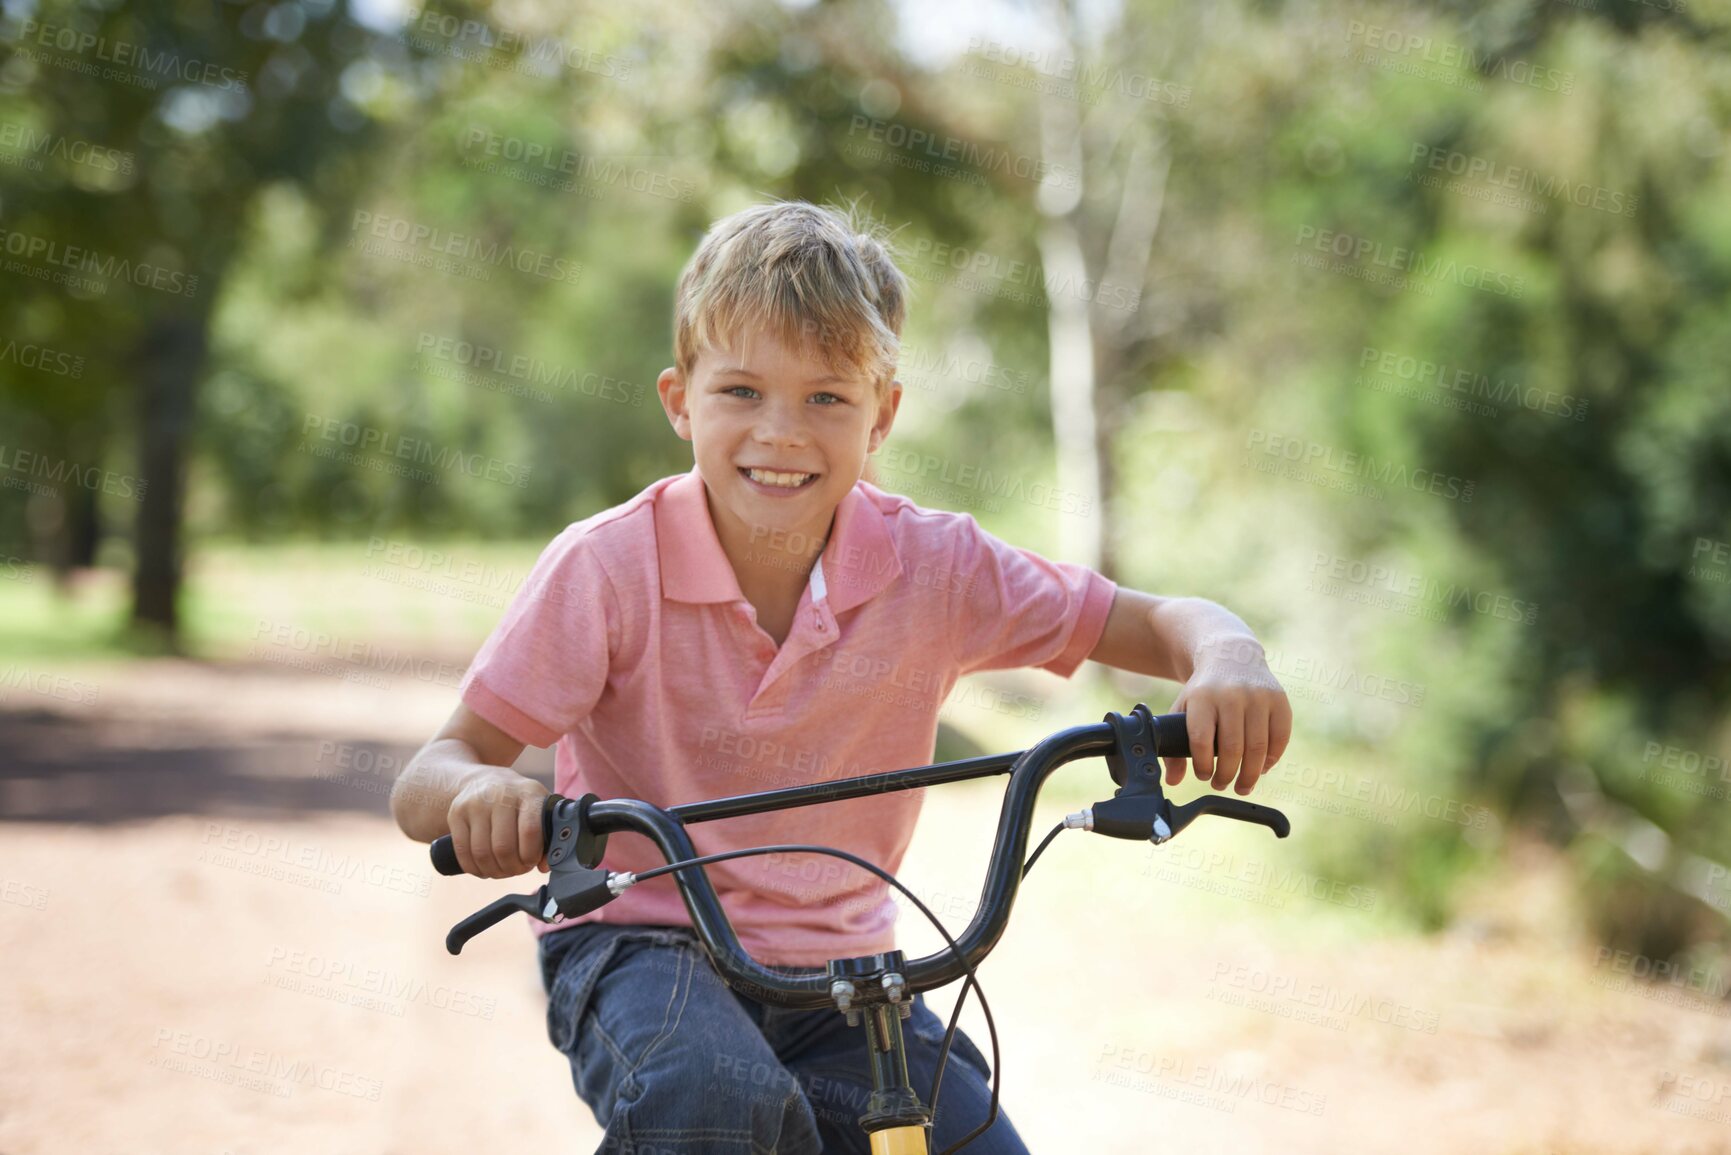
[
  {"xmin": 0, "ymin": 121, "xmax": 134, "ymax": 174},
  {"xmin": 877, "ymin": 446, "xmax": 1094, "ymax": 516},
  {"xmin": 1245, "ymin": 430, "xmax": 1477, "ymax": 505},
  {"xmin": 1294, "ymin": 226, "xmax": 1525, "ymax": 298},
  {"xmin": 348, "ymin": 211, "xmax": 583, "ymax": 285},
  {"xmin": 299, "ymin": 415, "xmax": 531, "ymax": 489},
  {"xmin": 903, "ymin": 237, "xmax": 1141, "ymax": 313},
  {"xmin": 1407, "ymin": 144, "xmax": 1637, "ymax": 217},
  {"xmin": 0, "ymin": 224, "xmax": 198, "ymax": 297},
  {"xmin": 0, "ymin": 338, "xmax": 84, "ymax": 379},
  {"xmin": 897, "ymin": 343, "xmax": 1030, "ymax": 395},
  {"xmin": 398, "ymin": 8, "xmax": 633, "ymax": 80},
  {"xmin": 459, "ymin": 128, "xmax": 695, "ymax": 203},
  {"xmin": 962, "ymin": 36, "xmax": 1192, "ymax": 109},
  {"xmin": 1357, "ymin": 346, "xmax": 1588, "ymax": 422},
  {"xmin": 1345, "ymin": 21, "xmax": 1574, "ymax": 94},
  {"xmin": 12, "ymin": 21, "xmax": 249, "ymax": 91},
  {"xmin": 414, "ymin": 332, "xmax": 643, "ymax": 405},
  {"xmin": 1308, "ymin": 551, "xmax": 1537, "ymax": 625},
  {"xmin": 846, "ymin": 115, "xmax": 1079, "ymax": 190},
  {"xmin": 0, "ymin": 443, "xmax": 147, "ymax": 501}
]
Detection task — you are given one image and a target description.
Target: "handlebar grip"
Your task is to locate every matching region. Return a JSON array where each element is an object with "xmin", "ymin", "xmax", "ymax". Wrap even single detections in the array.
[
  {"xmin": 431, "ymin": 835, "xmax": 462, "ymax": 876},
  {"xmin": 1149, "ymin": 712, "xmax": 1195, "ymax": 758}
]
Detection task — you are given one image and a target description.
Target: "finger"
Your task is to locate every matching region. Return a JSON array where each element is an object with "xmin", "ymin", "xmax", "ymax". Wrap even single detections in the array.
[
  {"xmin": 491, "ymin": 808, "xmax": 522, "ymax": 877},
  {"xmin": 468, "ymin": 811, "xmax": 503, "ymax": 878},
  {"xmin": 449, "ymin": 814, "xmax": 478, "ymax": 876},
  {"xmin": 1235, "ymin": 699, "xmax": 1272, "ymax": 795},
  {"xmin": 1265, "ymin": 694, "xmax": 1294, "ymax": 772},
  {"xmin": 1164, "ymin": 692, "xmax": 1189, "ymax": 785},
  {"xmin": 1187, "ymin": 701, "xmax": 1216, "ymax": 784},
  {"xmin": 1211, "ymin": 705, "xmax": 1244, "ymax": 792},
  {"xmin": 518, "ymin": 800, "xmax": 543, "ymax": 874}
]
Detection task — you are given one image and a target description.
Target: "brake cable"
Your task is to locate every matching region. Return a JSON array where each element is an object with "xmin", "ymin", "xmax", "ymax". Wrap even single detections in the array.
[
  {"xmin": 923, "ymin": 819, "xmax": 1071, "ymax": 1153},
  {"xmin": 1019, "ymin": 820, "xmax": 1067, "ymax": 878}
]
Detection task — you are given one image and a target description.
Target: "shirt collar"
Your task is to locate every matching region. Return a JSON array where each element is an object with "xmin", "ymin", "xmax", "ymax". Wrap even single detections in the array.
[{"xmin": 654, "ymin": 469, "xmax": 901, "ymax": 613}]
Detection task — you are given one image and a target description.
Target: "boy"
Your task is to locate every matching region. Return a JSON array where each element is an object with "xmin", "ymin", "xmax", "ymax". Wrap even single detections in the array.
[{"xmin": 391, "ymin": 201, "xmax": 1291, "ymax": 1153}]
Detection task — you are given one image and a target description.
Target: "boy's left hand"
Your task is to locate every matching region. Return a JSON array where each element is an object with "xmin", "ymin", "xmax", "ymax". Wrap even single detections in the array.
[{"xmin": 1159, "ymin": 637, "xmax": 1292, "ymax": 796}]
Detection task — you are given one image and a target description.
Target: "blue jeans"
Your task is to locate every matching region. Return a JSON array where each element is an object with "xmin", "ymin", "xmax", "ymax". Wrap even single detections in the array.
[{"xmin": 538, "ymin": 923, "xmax": 1031, "ymax": 1154}]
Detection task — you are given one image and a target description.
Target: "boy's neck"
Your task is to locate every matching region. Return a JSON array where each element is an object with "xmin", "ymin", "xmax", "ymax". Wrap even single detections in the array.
[{"xmin": 703, "ymin": 485, "xmax": 835, "ymax": 599}]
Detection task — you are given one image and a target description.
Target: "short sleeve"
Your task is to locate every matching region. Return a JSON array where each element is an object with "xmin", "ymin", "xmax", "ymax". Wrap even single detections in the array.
[
  {"xmin": 948, "ymin": 515, "xmax": 1117, "ymax": 679},
  {"xmin": 457, "ymin": 526, "xmax": 616, "ymax": 748}
]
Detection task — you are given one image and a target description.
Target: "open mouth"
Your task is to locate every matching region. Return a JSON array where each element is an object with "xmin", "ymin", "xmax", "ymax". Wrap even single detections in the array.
[{"xmin": 739, "ymin": 467, "xmax": 820, "ymax": 490}]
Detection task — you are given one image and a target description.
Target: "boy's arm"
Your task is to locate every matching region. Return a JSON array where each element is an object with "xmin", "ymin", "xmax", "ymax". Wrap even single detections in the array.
[
  {"xmin": 1088, "ymin": 588, "xmax": 1292, "ymax": 796},
  {"xmin": 389, "ymin": 702, "xmax": 548, "ymax": 879}
]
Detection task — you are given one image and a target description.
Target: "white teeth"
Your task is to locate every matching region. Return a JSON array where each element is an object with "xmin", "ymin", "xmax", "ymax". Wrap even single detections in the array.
[{"xmin": 746, "ymin": 469, "xmax": 814, "ymax": 488}]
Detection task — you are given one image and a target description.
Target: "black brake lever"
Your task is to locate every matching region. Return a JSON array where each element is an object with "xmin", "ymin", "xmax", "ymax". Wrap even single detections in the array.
[
  {"xmin": 1162, "ymin": 795, "xmax": 1290, "ymax": 841},
  {"xmin": 446, "ymin": 890, "xmax": 549, "ymax": 955},
  {"xmin": 440, "ymin": 792, "xmax": 623, "ymax": 955}
]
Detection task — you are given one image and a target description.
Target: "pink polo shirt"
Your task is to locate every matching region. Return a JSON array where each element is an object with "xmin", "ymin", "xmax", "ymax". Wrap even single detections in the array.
[{"xmin": 458, "ymin": 469, "xmax": 1116, "ymax": 965}]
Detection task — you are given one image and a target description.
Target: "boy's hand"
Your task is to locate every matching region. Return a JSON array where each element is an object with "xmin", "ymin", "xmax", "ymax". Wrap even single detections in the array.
[
  {"xmin": 446, "ymin": 767, "xmax": 551, "ymax": 879},
  {"xmin": 1160, "ymin": 636, "xmax": 1292, "ymax": 796}
]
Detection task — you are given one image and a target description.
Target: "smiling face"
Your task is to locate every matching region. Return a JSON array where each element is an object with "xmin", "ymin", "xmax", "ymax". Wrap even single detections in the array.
[{"xmin": 658, "ymin": 326, "xmax": 901, "ymax": 570}]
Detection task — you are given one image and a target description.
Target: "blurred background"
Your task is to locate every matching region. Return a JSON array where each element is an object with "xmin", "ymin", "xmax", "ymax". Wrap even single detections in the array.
[{"xmin": 2, "ymin": 0, "xmax": 1730, "ymax": 1151}]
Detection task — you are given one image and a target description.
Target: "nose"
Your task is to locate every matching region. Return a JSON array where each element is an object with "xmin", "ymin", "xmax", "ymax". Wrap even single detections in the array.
[{"xmin": 753, "ymin": 396, "xmax": 810, "ymax": 448}]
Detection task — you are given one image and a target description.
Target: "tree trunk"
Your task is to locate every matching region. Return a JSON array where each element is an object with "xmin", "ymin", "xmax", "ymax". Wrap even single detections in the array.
[
  {"xmin": 47, "ymin": 475, "xmax": 102, "ymax": 594},
  {"xmin": 1035, "ymin": 13, "xmax": 1103, "ymax": 572},
  {"xmin": 66, "ymin": 476, "xmax": 100, "ymax": 570},
  {"xmin": 1038, "ymin": 214, "xmax": 1103, "ymax": 571},
  {"xmin": 1035, "ymin": 0, "xmax": 1170, "ymax": 580},
  {"xmin": 131, "ymin": 308, "xmax": 209, "ymax": 644}
]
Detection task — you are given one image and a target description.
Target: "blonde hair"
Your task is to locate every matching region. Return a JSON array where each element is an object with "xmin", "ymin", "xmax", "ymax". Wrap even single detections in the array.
[{"xmin": 673, "ymin": 200, "xmax": 908, "ymax": 395}]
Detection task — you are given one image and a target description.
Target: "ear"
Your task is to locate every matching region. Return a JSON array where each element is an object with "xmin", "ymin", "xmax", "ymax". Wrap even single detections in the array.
[
  {"xmin": 867, "ymin": 379, "xmax": 903, "ymax": 454},
  {"xmin": 658, "ymin": 366, "xmax": 691, "ymax": 441}
]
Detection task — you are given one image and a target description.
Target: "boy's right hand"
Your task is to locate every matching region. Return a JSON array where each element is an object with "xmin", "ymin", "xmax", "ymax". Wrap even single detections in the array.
[{"xmin": 446, "ymin": 767, "xmax": 550, "ymax": 878}]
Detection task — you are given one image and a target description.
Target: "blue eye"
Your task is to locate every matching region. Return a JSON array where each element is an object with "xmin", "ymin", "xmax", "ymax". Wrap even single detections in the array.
[
  {"xmin": 812, "ymin": 393, "xmax": 843, "ymax": 405},
  {"xmin": 723, "ymin": 385, "xmax": 758, "ymax": 399}
]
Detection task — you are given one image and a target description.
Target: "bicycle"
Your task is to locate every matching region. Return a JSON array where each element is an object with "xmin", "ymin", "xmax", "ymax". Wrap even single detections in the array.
[{"xmin": 429, "ymin": 703, "xmax": 1292, "ymax": 1154}]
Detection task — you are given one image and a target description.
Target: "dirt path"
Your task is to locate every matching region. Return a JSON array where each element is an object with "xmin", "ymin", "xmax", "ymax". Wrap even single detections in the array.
[{"xmin": 2, "ymin": 660, "xmax": 1728, "ymax": 1154}]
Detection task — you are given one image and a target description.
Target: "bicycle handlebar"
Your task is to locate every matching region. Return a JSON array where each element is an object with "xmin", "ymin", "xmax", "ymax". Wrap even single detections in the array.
[{"xmin": 426, "ymin": 706, "xmax": 1290, "ymax": 1010}]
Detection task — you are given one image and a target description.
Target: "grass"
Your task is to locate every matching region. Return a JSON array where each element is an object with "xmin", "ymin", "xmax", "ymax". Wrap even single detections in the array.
[{"xmin": 0, "ymin": 537, "xmax": 550, "ymax": 664}]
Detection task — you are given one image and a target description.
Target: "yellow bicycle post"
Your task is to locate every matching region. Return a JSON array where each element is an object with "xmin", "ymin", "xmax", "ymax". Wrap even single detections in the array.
[{"xmin": 869, "ymin": 1124, "xmax": 929, "ymax": 1155}]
